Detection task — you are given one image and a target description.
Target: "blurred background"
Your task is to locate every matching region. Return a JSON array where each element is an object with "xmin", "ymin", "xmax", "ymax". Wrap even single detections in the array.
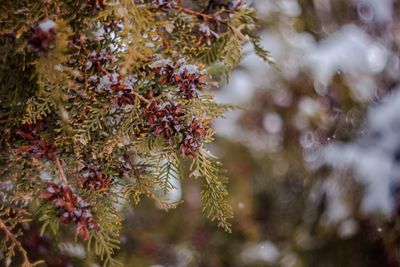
[{"xmin": 24, "ymin": 0, "xmax": 400, "ymax": 266}]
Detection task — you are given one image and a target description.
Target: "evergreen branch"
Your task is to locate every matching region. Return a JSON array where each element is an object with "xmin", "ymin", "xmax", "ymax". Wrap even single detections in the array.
[
  {"xmin": 0, "ymin": 218, "xmax": 32, "ymax": 267},
  {"xmin": 251, "ymin": 38, "xmax": 272, "ymax": 63},
  {"xmin": 37, "ymin": 204, "xmax": 60, "ymax": 236},
  {"xmin": 0, "ymin": 1, "xmax": 266, "ymax": 265},
  {"xmin": 22, "ymin": 97, "xmax": 54, "ymax": 124},
  {"xmin": 89, "ymin": 231, "xmax": 123, "ymax": 267},
  {"xmin": 156, "ymin": 152, "xmax": 180, "ymax": 195},
  {"xmin": 88, "ymin": 189, "xmax": 123, "ymax": 267},
  {"xmin": 222, "ymin": 33, "xmax": 242, "ymax": 70},
  {"xmin": 191, "ymin": 149, "xmax": 233, "ymax": 232},
  {"xmin": 247, "ymin": 32, "xmax": 274, "ymax": 64}
]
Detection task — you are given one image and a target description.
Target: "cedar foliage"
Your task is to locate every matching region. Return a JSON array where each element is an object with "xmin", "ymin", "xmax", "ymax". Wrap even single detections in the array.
[{"xmin": 0, "ymin": 0, "xmax": 269, "ymax": 265}]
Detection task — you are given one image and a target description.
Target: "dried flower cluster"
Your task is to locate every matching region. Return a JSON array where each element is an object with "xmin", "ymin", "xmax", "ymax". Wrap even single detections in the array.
[
  {"xmin": 77, "ymin": 162, "xmax": 112, "ymax": 193},
  {"xmin": 86, "ymin": 50, "xmax": 115, "ymax": 73},
  {"xmin": 27, "ymin": 20, "xmax": 57, "ymax": 52},
  {"xmin": 41, "ymin": 183, "xmax": 99, "ymax": 240},
  {"xmin": 144, "ymin": 101, "xmax": 185, "ymax": 141},
  {"xmin": 151, "ymin": 58, "xmax": 207, "ymax": 99},
  {"xmin": 144, "ymin": 101, "xmax": 207, "ymax": 156},
  {"xmin": 179, "ymin": 118, "xmax": 207, "ymax": 157},
  {"xmin": 14, "ymin": 123, "xmax": 56, "ymax": 161}
]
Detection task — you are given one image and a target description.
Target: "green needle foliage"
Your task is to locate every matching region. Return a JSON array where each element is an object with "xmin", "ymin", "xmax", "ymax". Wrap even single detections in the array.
[{"xmin": 0, "ymin": 0, "xmax": 269, "ymax": 265}]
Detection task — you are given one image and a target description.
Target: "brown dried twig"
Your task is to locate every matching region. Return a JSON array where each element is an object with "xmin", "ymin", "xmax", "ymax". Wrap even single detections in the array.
[
  {"xmin": 0, "ymin": 218, "xmax": 32, "ymax": 267},
  {"xmin": 174, "ymin": 5, "xmax": 228, "ymax": 23}
]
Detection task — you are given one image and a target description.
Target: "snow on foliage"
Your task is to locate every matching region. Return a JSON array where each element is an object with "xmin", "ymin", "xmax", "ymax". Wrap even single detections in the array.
[{"xmin": 324, "ymin": 90, "xmax": 400, "ymax": 215}]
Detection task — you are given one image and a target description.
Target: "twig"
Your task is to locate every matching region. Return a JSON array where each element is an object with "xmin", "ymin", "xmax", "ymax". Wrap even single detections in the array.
[
  {"xmin": 0, "ymin": 218, "xmax": 32, "ymax": 267},
  {"xmin": 97, "ymin": 63, "xmax": 150, "ymax": 104},
  {"xmin": 132, "ymin": 91, "xmax": 150, "ymax": 104},
  {"xmin": 174, "ymin": 6, "xmax": 228, "ymax": 23},
  {"xmin": 55, "ymin": 156, "xmax": 68, "ymax": 185},
  {"xmin": 96, "ymin": 62, "xmax": 110, "ymax": 75}
]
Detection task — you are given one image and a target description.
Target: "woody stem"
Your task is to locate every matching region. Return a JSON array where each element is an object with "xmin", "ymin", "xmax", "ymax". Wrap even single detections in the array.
[
  {"xmin": 0, "ymin": 219, "xmax": 32, "ymax": 267},
  {"xmin": 174, "ymin": 6, "xmax": 228, "ymax": 23},
  {"xmin": 97, "ymin": 64, "xmax": 150, "ymax": 104},
  {"xmin": 55, "ymin": 156, "xmax": 68, "ymax": 185}
]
